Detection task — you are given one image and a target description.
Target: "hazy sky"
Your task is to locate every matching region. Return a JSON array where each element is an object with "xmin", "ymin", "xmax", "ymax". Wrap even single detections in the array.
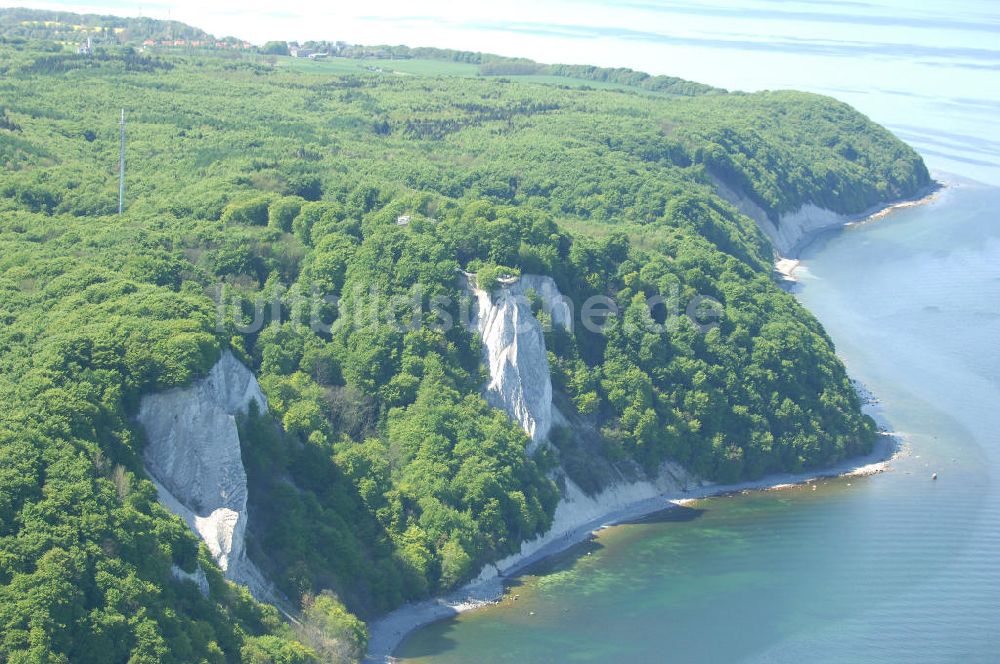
[{"xmin": 17, "ymin": 1, "xmax": 1000, "ymax": 91}]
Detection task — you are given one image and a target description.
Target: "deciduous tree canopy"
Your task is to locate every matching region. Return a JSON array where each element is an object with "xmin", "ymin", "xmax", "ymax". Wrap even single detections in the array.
[{"xmin": 0, "ymin": 17, "xmax": 926, "ymax": 663}]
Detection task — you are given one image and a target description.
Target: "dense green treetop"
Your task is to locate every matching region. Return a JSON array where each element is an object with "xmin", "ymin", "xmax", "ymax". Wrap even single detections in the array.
[
  {"xmin": 338, "ymin": 44, "xmax": 724, "ymax": 96},
  {"xmin": 0, "ymin": 25, "xmax": 928, "ymax": 664},
  {"xmin": 0, "ymin": 7, "xmax": 218, "ymax": 44}
]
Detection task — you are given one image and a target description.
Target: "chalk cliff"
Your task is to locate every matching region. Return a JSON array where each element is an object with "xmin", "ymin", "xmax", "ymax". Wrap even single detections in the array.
[
  {"xmin": 712, "ymin": 175, "xmax": 932, "ymax": 258},
  {"xmin": 367, "ymin": 275, "xmax": 704, "ymax": 662},
  {"xmin": 470, "ymin": 274, "xmax": 571, "ymax": 452},
  {"xmin": 138, "ymin": 350, "xmax": 266, "ymax": 592},
  {"xmin": 467, "ymin": 273, "xmax": 703, "ymax": 570},
  {"xmin": 711, "ymin": 176, "xmax": 850, "ymax": 257},
  {"xmin": 364, "ymin": 461, "xmax": 700, "ymax": 663},
  {"xmin": 489, "ymin": 461, "xmax": 696, "ymax": 575}
]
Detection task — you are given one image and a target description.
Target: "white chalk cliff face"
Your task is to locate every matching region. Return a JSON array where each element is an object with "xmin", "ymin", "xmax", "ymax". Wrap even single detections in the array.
[
  {"xmin": 138, "ymin": 350, "xmax": 265, "ymax": 589},
  {"xmin": 471, "ymin": 274, "xmax": 571, "ymax": 452},
  {"xmin": 712, "ymin": 175, "xmax": 851, "ymax": 257},
  {"xmin": 367, "ymin": 277, "xmax": 704, "ymax": 662},
  {"xmin": 488, "ymin": 461, "xmax": 695, "ymax": 575}
]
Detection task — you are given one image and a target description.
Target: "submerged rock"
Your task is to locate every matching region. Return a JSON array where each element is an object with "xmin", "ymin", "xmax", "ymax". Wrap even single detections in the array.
[
  {"xmin": 138, "ymin": 350, "xmax": 266, "ymax": 590},
  {"xmin": 470, "ymin": 274, "xmax": 571, "ymax": 452}
]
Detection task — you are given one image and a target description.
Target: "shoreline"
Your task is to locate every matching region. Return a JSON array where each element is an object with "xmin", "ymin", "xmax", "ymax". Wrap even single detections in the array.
[
  {"xmin": 775, "ymin": 257, "xmax": 801, "ymax": 282},
  {"xmin": 364, "ymin": 186, "xmax": 941, "ymax": 663},
  {"xmin": 364, "ymin": 430, "xmax": 899, "ymax": 663},
  {"xmin": 776, "ymin": 183, "xmax": 943, "ymax": 283}
]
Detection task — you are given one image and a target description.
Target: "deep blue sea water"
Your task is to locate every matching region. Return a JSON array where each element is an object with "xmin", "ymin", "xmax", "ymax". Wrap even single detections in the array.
[{"xmin": 395, "ymin": 2, "xmax": 1000, "ymax": 662}]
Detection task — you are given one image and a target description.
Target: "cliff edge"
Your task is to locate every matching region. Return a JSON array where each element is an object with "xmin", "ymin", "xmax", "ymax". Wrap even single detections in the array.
[
  {"xmin": 470, "ymin": 274, "xmax": 571, "ymax": 452},
  {"xmin": 138, "ymin": 350, "xmax": 267, "ymax": 594}
]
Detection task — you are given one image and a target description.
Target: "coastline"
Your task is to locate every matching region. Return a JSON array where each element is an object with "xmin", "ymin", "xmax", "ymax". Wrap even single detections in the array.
[
  {"xmin": 776, "ymin": 184, "xmax": 943, "ymax": 283},
  {"xmin": 364, "ymin": 187, "xmax": 939, "ymax": 664},
  {"xmin": 775, "ymin": 257, "xmax": 801, "ymax": 282},
  {"xmin": 364, "ymin": 429, "xmax": 899, "ymax": 663}
]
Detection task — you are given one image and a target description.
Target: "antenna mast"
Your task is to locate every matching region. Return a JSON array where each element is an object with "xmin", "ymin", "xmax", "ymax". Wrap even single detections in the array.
[{"xmin": 118, "ymin": 108, "xmax": 125, "ymax": 214}]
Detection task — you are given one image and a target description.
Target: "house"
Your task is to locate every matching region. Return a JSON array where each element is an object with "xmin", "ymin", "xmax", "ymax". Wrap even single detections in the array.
[
  {"xmin": 396, "ymin": 215, "xmax": 412, "ymax": 226},
  {"xmin": 308, "ymin": 52, "xmax": 328, "ymax": 60},
  {"xmin": 76, "ymin": 37, "xmax": 92, "ymax": 55},
  {"xmin": 295, "ymin": 48, "xmax": 315, "ymax": 58}
]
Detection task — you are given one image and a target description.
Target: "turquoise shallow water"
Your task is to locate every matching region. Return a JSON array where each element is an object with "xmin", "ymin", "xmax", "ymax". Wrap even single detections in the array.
[
  {"xmin": 397, "ymin": 182, "xmax": 1000, "ymax": 663},
  {"xmin": 393, "ymin": 2, "xmax": 1000, "ymax": 662},
  {"xmin": 22, "ymin": 0, "xmax": 1000, "ymax": 661}
]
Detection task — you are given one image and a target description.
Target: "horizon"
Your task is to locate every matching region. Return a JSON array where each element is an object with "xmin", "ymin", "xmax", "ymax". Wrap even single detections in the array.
[
  {"xmin": 3, "ymin": 4, "xmax": 1000, "ymax": 663},
  {"xmin": 10, "ymin": 1, "xmax": 998, "ymax": 85},
  {"xmin": 7, "ymin": 0, "xmax": 1000, "ymax": 184}
]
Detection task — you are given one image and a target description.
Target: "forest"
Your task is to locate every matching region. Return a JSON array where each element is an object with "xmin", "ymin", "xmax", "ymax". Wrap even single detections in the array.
[
  {"xmin": 0, "ymin": 7, "xmax": 219, "ymax": 45},
  {"xmin": 0, "ymin": 14, "xmax": 930, "ymax": 664}
]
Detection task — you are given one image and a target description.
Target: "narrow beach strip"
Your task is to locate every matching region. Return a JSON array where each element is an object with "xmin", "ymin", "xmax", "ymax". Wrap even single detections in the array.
[{"xmin": 365, "ymin": 431, "xmax": 900, "ymax": 663}]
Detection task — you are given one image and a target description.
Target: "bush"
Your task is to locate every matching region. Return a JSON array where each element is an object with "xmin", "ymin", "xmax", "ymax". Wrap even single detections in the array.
[
  {"xmin": 260, "ymin": 41, "xmax": 290, "ymax": 56},
  {"xmin": 269, "ymin": 196, "xmax": 306, "ymax": 232},
  {"xmin": 295, "ymin": 592, "xmax": 367, "ymax": 663},
  {"xmin": 222, "ymin": 194, "xmax": 274, "ymax": 225},
  {"xmin": 240, "ymin": 636, "xmax": 316, "ymax": 664}
]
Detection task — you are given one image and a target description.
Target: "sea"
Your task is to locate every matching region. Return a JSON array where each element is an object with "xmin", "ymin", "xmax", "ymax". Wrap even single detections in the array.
[{"xmin": 395, "ymin": 1, "xmax": 1000, "ymax": 662}]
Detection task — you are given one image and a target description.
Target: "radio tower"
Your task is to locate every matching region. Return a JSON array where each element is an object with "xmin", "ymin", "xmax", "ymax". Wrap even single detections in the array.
[{"xmin": 118, "ymin": 108, "xmax": 125, "ymax": 214}]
